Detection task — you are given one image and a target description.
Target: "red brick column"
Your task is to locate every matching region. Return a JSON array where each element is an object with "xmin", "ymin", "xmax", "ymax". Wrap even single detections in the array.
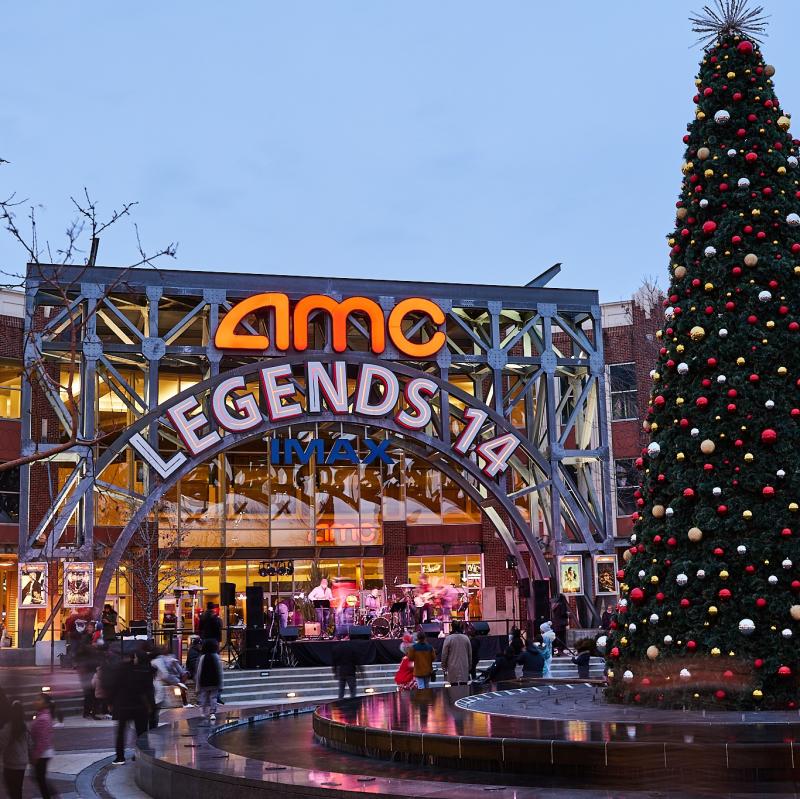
[{"xmin": 382, "ymin": 520, "xmax": 408, "ymax": 590}]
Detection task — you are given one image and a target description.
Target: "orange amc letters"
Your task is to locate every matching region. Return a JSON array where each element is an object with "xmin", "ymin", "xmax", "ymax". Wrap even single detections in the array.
[{"xmin": 214, "ymin": 293, "xmax": 446, "ymax": 358}]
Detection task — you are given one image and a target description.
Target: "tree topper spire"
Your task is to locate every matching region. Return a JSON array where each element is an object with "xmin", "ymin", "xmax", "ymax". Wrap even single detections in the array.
[{"xmin": 690, "ymin": 0, "xmax": 769, "ymax": 48}]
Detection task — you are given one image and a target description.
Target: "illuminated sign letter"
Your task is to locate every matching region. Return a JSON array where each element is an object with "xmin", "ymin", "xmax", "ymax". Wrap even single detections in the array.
[
  {"xmin": 453, "ymin": 407, "xmax": 488, "ymax": 454},
  {"xmin": 354, "ymin": 364, "xmax": 399, "ymax": 417},
  {"xmin": 395, "ymin": 377, "xmax": 437, "ymax": 430},
  {"xmin": 215, "ymin": 293, "xmax": 290, "ymax": 350},
  {"xmin": 388, "ymin": 298, "xmax": 446, "ymax": 358},
  {"xmin": 293, "ymin": 295, "xmax": 386, "ymax": 353},
  {"xmin": 307, "ymin": 361, "xmax": 348, "ymax": 414},
  {"xmin": 324, "ymin": 439, "xmax": 359, "ymax": 464},
  {"xmin": 166, "ymin": 396, "xmax": 222, "ymax": 456},
  {"xmin": 476, "ymin": 433, "xmax": 521, "ymax": 477},
  {"xmin": 211, "ymin": 376, "xmax": 262, "ymax": 432},
  {"xmin": 259, "ymin": 364, "xmax": 303, "ymax": 421}
]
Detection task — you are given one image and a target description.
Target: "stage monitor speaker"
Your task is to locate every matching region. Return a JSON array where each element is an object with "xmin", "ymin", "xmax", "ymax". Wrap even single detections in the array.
[
  {"xmin": 533, "ymin": 580, "xmax": 551, "ymax": 632},
  {"xmin": 518, "ymin": 577, "xmax": 531, "ymax": 598},
  {"xmin": 245, "ymin": 586, "xmax": 265, "ymax": 629},
  {"xmin": 348, "ymin": 625, "xmax": 371, "ymax": 640},
  {"xmin": 304, "ymin": 622, "xmax": 321, "ymax": 637},
  {"xmin": 420, "ymin": 622, "xmax": 441, "ymax": 636},
  {"xmin": 220, "ymin": 582, "xmax": 236, "ymax": 606},
  {"xmin": 470, "ymin": 621, "xmax": 490, "ymax": 636},
  {"xmin": 243, "ymin": 628, "xmax": 271, "ymax": 668},
  {"xmin": 334, "ymin": 624, "xmax": 351, "ymax": 638},
  {"xmin": 281, "ymin": 626, "xmax": 300, "ymax": 642}
]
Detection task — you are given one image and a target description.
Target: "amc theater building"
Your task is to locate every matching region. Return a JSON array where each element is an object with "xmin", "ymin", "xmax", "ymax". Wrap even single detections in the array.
[{"xmin": 11, "ymin": 265, "xmax": 616, "ymax": 645}]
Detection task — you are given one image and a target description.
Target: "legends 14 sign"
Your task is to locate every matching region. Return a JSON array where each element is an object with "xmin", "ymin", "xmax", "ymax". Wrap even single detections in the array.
[{"xmin": 131, "ymin": 360, "xmax": 521, "ymax": 480}]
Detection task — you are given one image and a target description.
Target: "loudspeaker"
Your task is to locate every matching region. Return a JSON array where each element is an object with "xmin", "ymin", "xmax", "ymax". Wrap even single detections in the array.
[
  {"xmin": 220, "ymin": 582, "xmax": 236, "ymax": 606},
  {"xmin": 533, "ymin": 580, "xmax": 551, "ymax": 632},
  {"xmin": 348, "ymin": 625, "xmax": 371, "ymax": 640},
  {"xmin": 470, "ymin": 621, "xmax": 490, "ymax": 636},
  {"xmin": 245, "ymin": 586, "xmax": 265, "ymax": 628},
  {"xmin": 334, "ymin": 624, "xmax": 351, "ymax": 638},
  {"xmin": 420, "ymin": 622, "xmax": 441, "ymax": 636},
  {"xmin": 518, "ymin": 577, "xmax": 531, "ymax": 598},
  {"xmin": 281, "ymin": 626, "xmax": 300, "ymax": 642},
  {"xmin": 243, "ymin": 628, "xmax": 271, "ymax": 668}
]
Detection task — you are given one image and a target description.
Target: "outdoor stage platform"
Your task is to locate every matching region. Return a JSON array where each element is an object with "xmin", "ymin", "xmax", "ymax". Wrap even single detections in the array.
[
  {"xmin": 135, "ymin": 683, "xmax": 800, "ymax": 798},
  {"xmin": 284, "ymin": 632, "xmax": 505, "ymax": 667}
]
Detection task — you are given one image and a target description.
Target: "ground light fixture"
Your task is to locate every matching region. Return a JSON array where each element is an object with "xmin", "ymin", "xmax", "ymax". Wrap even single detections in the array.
[{"xmin": 286, "ymin": 691, "xmax": 297, "ymax": 698}]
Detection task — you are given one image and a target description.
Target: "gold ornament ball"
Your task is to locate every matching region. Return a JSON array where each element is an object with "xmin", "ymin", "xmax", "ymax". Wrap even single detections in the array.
[
  {"xmin": 623, "ymin": 549, "xmax": 633, "ymax": 562},
  {"xmin": 688, "ymin": 527, "xmax": 703, "ymax": 542},
  {"xmin": 790, "ymin": 503, "xmax": 799, "ymax": 512},
  {"xmin": 650, "ymin": 575, "xmax": 659, "ymax": 584},
  {"xmin": 704, "ymin": 282, "xmax": 714, "ymax": 291},
  {"xmin": 682, "ymin": 161, "xmax": 693, "ymax": 175},
  {"xmin": 765, "ymin": 64, "xmax": 776, "ymax": 77},
  {"xmin": 646, "ymin": 645, "xmax": 660, "ymax": 661},
  {"xmin": 744, "ymin": 453, "xmax": 754, "ymax": 463},
  {"xmin": 778, "ymin": 116, "xmax": 791, "ymax": 131},
  {"xmin": 708, "ymin": 605, "xmax": 718, "ymax": 615},
  {"xmin": 711, "ymin": 647, "xmax": 721, "ymax": 657},
  {"xmin": 791, "ymin": 605, "xmax": 800, "ymax": 621},
  {"xmin": 753, "ymin": 689, "xmax": 763, "ymax": 699},
  {"xmin": 704, "ymin": 168, "xmax": 714, "ymax": 178},
  {"xmin": 743, "ymin": 510, "xmax": 753, "ymax": 520},
  {"xmin": 674, "ymin": 264, "xmax": 687, "ymax": 278},
  {"xmin": 690, "ymin": 326, "xmax": 706, "ymax": 341},
  {"xmin": 698, "ymin": 147, "xmax": 711, "ymax": 160},
  {"xmin": 700, "ymin": 439, "xmax": 715, "ymax": 454},
  {"xmin": 778, "ymin": 166, "xmax": 787, "ymax": 175},
  {"xmin": 652, "ymin": 504, "xmax": 666, "ymax": 518},
  {"xmin": 737, "ymin": 356, "xmax": 746, "ymax": 366},
  {"xmin": 778, "ymin": 366, "xmax": 788, "ymax": 376},
  {"xmin": 676, "ymin": 450, "xmax": 685, "ymax": 459},
  {"xmin": 744, "ymin": 253, "xmax": 759, "ymax": 267},
  {"xmin": 676, "ymin": 208, "xmax": 688, "ymax": 221},
  {"xmin": 720, "ymin": 570, "xmax": 729, "ymax": 580}
]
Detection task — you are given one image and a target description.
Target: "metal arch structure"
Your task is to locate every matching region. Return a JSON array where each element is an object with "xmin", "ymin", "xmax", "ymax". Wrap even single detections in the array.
[{"xmin": 18, "ymin": 264, "xmax": 614, "ymax": 641}]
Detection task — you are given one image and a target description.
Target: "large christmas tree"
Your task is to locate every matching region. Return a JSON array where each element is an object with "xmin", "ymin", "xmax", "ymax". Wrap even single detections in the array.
[{"xmin": 607, "ymin": 1, "xmax": 800, "ymax": 710}]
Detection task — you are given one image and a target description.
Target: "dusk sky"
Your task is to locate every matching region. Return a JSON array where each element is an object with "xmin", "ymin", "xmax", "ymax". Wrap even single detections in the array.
[{"xmin": 3, "ymin": 1, "xmax": 800, "ymax": 301}]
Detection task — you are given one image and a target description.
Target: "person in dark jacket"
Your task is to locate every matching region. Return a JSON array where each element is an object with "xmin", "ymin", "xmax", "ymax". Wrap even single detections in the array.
[
  {"xmin": 198, "ymin": 602, "xmax": 222, "ymax": 643},
  {"xmin": 517, "ymin": 642, "xmax": 545, "ymax": 678},
  {"xmin": 468, "ymin": 628, "xmax": 481, "ymax": 681},
  {"xmin": 489, "ymin": 647, "xmax": 518, "ymax": 683},
  {"xmin": 509, "ymin": 627, "xmax": 524, "ymax": 656},
  {"xmin": 195, "ymin": 639, "xmax": 224, "ymax": 721},
  {"xmin": 600, "ymin": 603, "xmax": 614, "ymax": 631},
  {"xmin": 111, "ymin": 651, "xmax": 155, "ymax": 765},
  {"xmin": 572, "ymin": 639, "xmax": 593, "ymax": 679},
  {"xmin": 550, "ymin": 593, "xmax": 569, "ymax": 655},
  {"xmin": 185, "ymin": 636, "xmax": 203, "ymax": 680},
  {"xmin": 101, "ymin": 604, "xmax": 118, "ymax": 643},
  {"xmin": 331, "ymin": 639, "xmax": 362, "ymax": 699}
]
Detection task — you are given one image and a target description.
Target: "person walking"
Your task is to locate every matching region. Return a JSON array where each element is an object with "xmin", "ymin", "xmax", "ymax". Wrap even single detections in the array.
[
  {"xmin": 185, "ymin": 635, "xmax": 203, "ymax": 680},
  {"xmin": 407, "ymin": 631, "xmax": 435, "ymax": 688},
  {"xmin": 195, "ymin": 639, "xmax": 224, "ymax": 722},
  {"xmin": 550, "ymin": 593, "xmax": 569, "ymax": 655},
  {"xmin": 440, "ymin": 621, "xmax": 472, "ymax": 686},
  {"xmin": 29, "ymin": 695, "xmax": 56, "ymax": 799},
  {"xmin": 111, "ymin": 652, "xmax": 154, "ymax": 765},
  {"xmin": 517, "ymin": 641, "xmax": 546, "ymax": 678},
  {"xmin": 0, "ymin": 701, "xmax": 28, "ymax": 799},
  {"xmin": 331, "ymin": 639, "xmax": 362, "ymax": 699},
  {"xmin": 198, "ymin": 602, "xmax": 222, "ymax": 644}
]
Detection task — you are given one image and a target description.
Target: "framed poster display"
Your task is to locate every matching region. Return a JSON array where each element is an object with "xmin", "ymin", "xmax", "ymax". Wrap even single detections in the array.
[
  {"xmin": 18, "ymin": 562, "xmax": 48, "ymax": 608},
  {"xmin": 557, "ymin": 554, "xmax": 583, "ymax": 596},
  {"xmin": 593, "ymin": 554, "xmax": 619, "ymax": 595},
  {"xmin": 64, "ymin": 562, "xmax": 94, "ymax": 608}
]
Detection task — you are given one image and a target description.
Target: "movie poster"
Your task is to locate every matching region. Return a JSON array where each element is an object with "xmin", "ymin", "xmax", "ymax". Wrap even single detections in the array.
[
  {"xmin": 64, "ymin": 562, "xmax": 94, "ymax": 608},
  {"xmin": 593, "ymin": 554, "xmax": 619, "ymax": 596},
  {"xmin": 18, "ymin": 562, "xmax": 48, "ymax": 608},
  {"xmin": 557, "ymin": 555, "xmax": 583, "ymax": 595}
]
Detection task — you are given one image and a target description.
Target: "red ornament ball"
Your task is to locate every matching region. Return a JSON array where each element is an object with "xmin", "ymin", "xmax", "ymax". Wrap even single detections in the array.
[
  {"xmin": 756, "ymin": 597, "xmax": 767, "ymax": 608},
  {"xmin": 630, "ymin": 587, "xmax": 645, "ymax": 605},
  {"xmin": 719, "ymin": 588, "xmax": 732, "ymax": 600},
  {"xmin": 755, "ymin": 658, "xmax": 764, "ymax": 668},
  {"xmin": 778, "ymin": 665, "xmax": 792, "ymax": 677},
  {"xmin": 715, "ymin": 690, "xmax": 726, "ymax": 700},
  {"xmin": 686, "ymin": 640, "xmax": 697, "ymax": 651},
  {"xmin": 761, "ymin": 428, "xmax": 778, "ymax": 444},
  {"xmin": 703, "ymin": 221, "xmax": 717, "ymax": 234},
  {"xmin": 738, "ymin": 40, "xmax": 754, "ymax": 54}
]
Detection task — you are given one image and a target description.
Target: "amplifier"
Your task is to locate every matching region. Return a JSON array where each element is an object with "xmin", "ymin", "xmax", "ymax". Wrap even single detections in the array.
[{"xmin": 304, "ymin": 622, "xmax": 321, "ymax": 637}]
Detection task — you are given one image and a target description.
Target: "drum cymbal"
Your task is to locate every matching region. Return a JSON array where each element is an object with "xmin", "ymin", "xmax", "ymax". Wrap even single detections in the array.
[{"xmin": 397, "ymin": 583, "xmax": 416, "ymax": 589}]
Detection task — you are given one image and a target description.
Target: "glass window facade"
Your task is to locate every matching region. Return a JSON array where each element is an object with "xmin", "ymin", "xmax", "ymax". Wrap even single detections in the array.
[
  {"xmin": 614, "ymin": 458, "xmax": 638, "ymax": 517},
  {"xmin": 0, "ymin": 364, "xmax": 21, "ymax": 420},
  {"xmin": 609, "ymin": 363, "xmax": 637, "ymax": 421}
]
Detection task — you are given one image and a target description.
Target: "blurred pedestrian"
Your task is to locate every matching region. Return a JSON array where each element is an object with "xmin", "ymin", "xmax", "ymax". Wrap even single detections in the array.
[
  {"xmin": 0, "ymin": 701, "xmax": 28, "ymax": 799},
  {"xmin": 407, "ymin": 631, "xmax": 435, "ymax": 688},
  {"xmin": 600, "ymin": 603, "xmax": 614, "ymax": 631},
  {"xmin": 29, "ymin": 695, "xmax": 55, "ymax": 799},
  {"xmin": 92, "ymin": 663, "xmax": 112, "ymax": 719},
  {"xmin": 331, "ymin": 639, "xmax": 362, "ymax": 699},
  {"xmin": 488, "ymin": 647, "xmax": 517, "ymax": 684},
  {"xmin": 517, "ymin": 641, "xmax": 545, "ymax": 678},
  {"xmin": 111, "ymin": 651, "xmax": 154, "ymax": 765},
  {"xmin": 550, "ymin": 593, "xmax": 569, "ymax": 655},
  {"xmin": 199, "ymin": 602, "xmax": 222, "ymax": 644},
  {"xmin": 185, "ymin": 635, "xmax": 202, "ymax": 680},
  {"xmin": 509, "ymin": 626, "xmax": 524, "ymax": 656},
  {"xmin": 441, "ymin": 620, "xmax": 471, "ymax": 685},
  {"xmin": 195, "ymin": 639, "xmax": 223, "ymax": 722},
  {"xmin": 572, "ymin": 640, "xmax": 593, "ymax": 679}
]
